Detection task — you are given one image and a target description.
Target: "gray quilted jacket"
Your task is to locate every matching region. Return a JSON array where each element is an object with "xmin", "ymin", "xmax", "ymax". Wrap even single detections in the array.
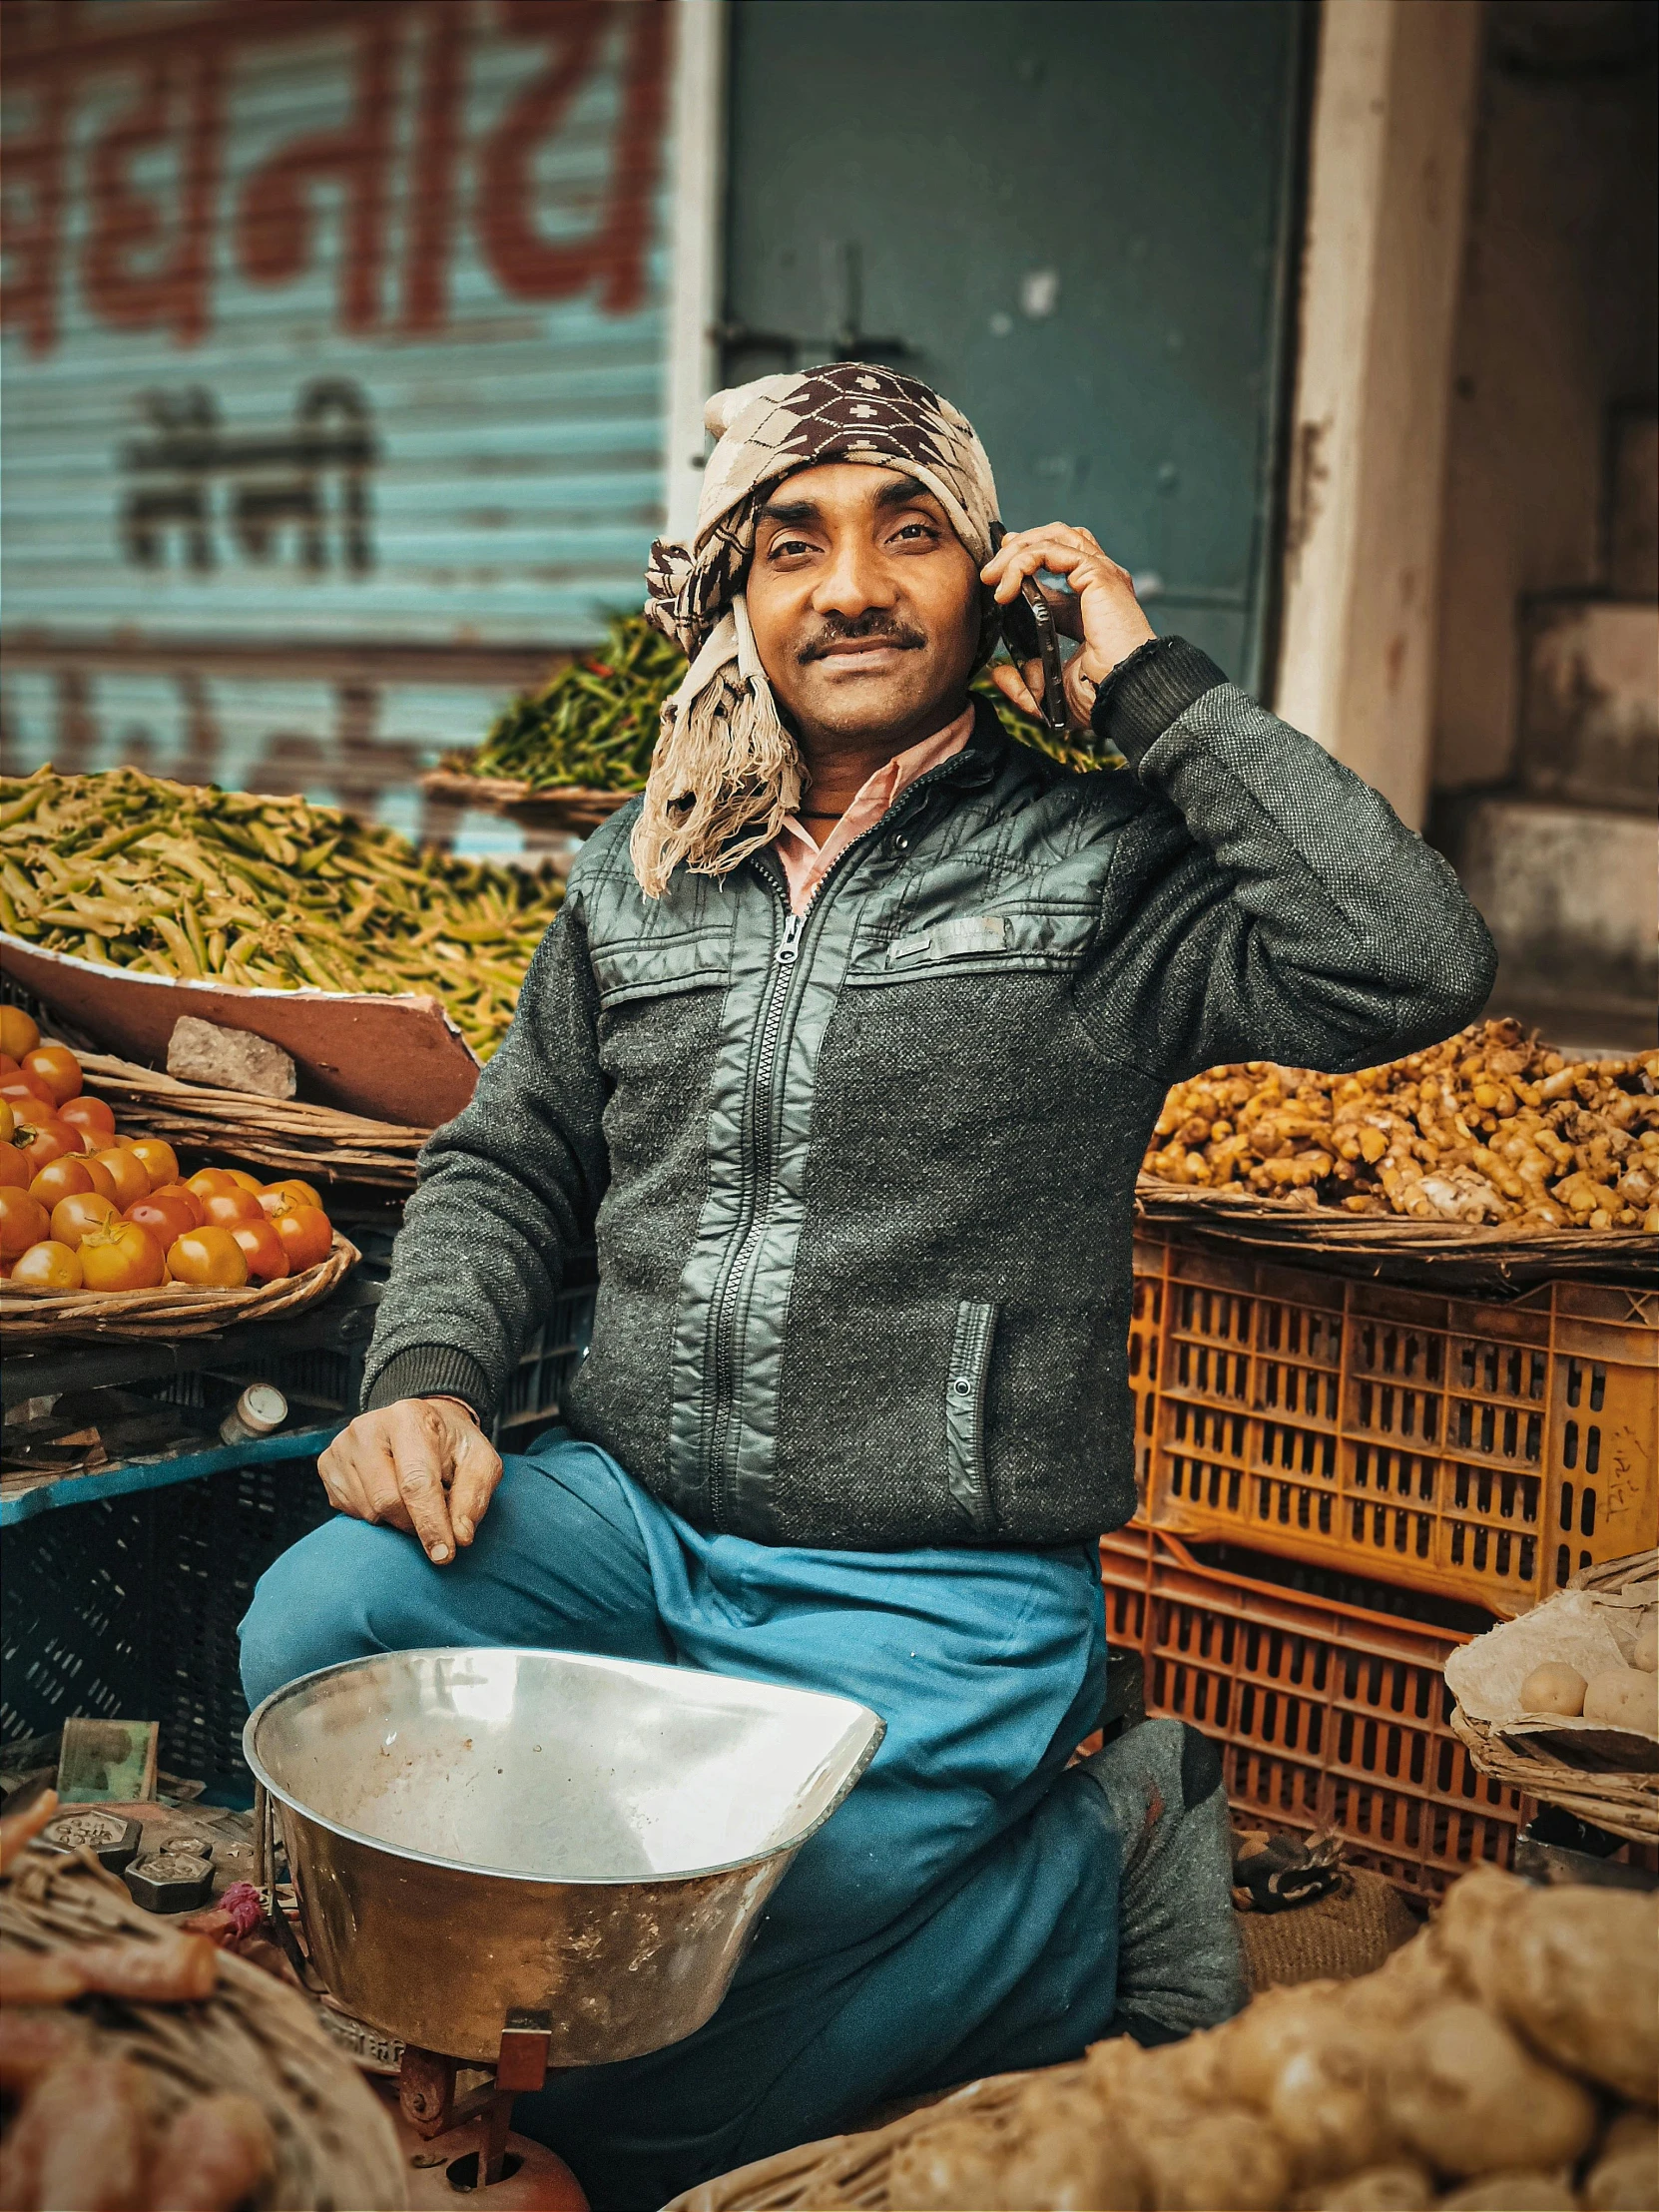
[{"xmin": 364, "ymin": 639, "xmax": 1495, "ymax": 1549}]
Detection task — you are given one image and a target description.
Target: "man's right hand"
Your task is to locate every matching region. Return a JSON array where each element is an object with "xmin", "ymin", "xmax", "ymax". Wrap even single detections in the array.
[{"xmin": 317, "ymin": 1397, "xmax": 502, "ymax": 1564}]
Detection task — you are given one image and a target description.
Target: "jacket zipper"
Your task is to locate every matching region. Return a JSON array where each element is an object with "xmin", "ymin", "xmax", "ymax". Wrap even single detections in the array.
[
  {"xmin": 701, "ymin": 746, "xmax": 979, "ymax": 1525},
  {"xmin": 705, "ymin": 906, "xmax": 804, "ymax": 1514}
]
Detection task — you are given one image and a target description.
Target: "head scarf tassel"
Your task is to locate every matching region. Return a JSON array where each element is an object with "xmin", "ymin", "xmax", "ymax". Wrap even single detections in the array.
[
  {"xmin": 630, "ymin": 602, "xmax": 802, "ymax": 899},
  {"xmin": 632, "ymin": 362, "xmax": 1002, "ymax": 899}
]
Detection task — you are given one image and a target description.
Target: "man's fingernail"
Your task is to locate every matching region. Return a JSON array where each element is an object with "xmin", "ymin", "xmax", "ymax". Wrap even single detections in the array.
[
  {"xmin": 455, "ymin": 1519, "xmax": 473, "ymax": 1544},
  {"xmin": 429, "ymin": 1543, "xmax": 450, "ymax": 1562}
]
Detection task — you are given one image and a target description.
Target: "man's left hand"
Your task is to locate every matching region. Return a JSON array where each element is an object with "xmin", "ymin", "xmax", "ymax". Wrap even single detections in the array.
[{"xmin": 981, "ymin": 523, "xmax": 1155, "ymax": 730}]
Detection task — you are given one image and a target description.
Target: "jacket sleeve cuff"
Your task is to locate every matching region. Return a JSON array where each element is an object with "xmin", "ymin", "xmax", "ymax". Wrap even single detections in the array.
[
  {"xmin": 362, "ymin": 1346, "xmax": 493, "ymax": 1418},
  {"xmin": 1090, "ymin": 636, "xmax": 1228, "ymax": 768}
]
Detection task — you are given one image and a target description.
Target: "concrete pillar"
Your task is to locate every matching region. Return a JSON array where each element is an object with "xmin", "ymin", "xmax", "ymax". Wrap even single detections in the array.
[{"xmin": 1274, "ymin": 0, "xmax": 1483, "ymax": 829}]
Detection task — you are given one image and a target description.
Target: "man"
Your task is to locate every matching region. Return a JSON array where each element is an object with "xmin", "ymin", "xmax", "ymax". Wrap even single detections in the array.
[{"xmin": 242, "ymin": 363, "xmax": 1495, "ymax": 2207}]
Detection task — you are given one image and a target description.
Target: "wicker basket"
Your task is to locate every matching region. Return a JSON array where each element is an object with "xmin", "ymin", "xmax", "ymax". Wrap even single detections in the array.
[
  {"xmin": 1134, "ymin": 1175, "xmax": 1659, "ymax": 1287},
  {"xmin": 420, "ymin": 768, "xmax": 635, "ymax": 836},
  {"xmin": 77, "ymin": 1050, "xmax": 431, "ymax": 1189},
  {"xmin": 668, "ymin": 2073, "xmax": 1033, "ymax": 2212},
  {"xmin": 0, "ymin": 1848, "xmax": 407, "ymax": 2210},
  {"xmin": 1449, "ymin": 1546, "xmax": 1659, "ymax": 1846},
  {"xmin": 0, "ymin": 1233, "xmax": 358, "ymax": 1342}
]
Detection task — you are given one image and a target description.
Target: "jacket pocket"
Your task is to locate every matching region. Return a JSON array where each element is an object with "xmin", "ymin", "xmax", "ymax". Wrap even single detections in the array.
[{"xmin": 945, "ymin": 1299, "xmax": 999, "ymax": 1532}]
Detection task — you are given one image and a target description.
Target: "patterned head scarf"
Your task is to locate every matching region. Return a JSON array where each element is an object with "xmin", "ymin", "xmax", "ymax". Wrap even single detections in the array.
[{"xmin": 633, "ymin": 361, "xmax": 1001, "ymax": 896}]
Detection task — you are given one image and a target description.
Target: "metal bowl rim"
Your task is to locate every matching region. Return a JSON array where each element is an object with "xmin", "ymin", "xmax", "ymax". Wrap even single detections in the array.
[{"xmin": 242, "ymin": 1643, "xmax": 886, "ymax": 1888}]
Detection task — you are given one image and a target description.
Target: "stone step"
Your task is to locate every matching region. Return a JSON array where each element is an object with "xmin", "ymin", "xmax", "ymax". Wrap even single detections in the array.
[
  {"xmin": 1440, "ymin": 793, "xmax": 1657, "ymax": 1041},
  {"xmin": 1609, "ymin": 406, "xmax": 1657, "ymax": 601},
  {"xmin": 1515, "ymin": 596, "xmax": 1657, "ymax": 809}
]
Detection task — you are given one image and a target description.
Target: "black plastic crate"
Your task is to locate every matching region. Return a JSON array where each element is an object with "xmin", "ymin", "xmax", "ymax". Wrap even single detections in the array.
[
  {"xmin": 493, "ymin": 1278, "xmax": 597, "ymax": 1446},
  {"xmin": 1, "ymin": 1458, "xmax": 333, "ymax": 1789},
  {"xmin": 2, "ymin": 1268, "xmax": 598, "ymax": 1784}
]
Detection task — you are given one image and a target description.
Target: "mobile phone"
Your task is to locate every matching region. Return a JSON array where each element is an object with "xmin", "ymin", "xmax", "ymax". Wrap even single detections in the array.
[{"xmin": 999, "ymin": 577, "xmax": 1070, "ymax": 741}]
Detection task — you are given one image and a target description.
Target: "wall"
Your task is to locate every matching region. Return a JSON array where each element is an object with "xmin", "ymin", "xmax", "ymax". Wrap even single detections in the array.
[
  {"xmin": 1272, "ymin": 0, "xmax": 1482, "ymax": 830},
  {"xmin": 1430, "ymin": 0, "xmax": 1658, "ymax": 794},
  {"xmin": 0, "ymin": 0, "xmax": 674, "ymax": 851}
]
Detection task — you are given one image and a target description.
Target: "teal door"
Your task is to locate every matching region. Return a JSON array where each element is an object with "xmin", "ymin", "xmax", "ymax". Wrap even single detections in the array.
[{"xmin": 722, "ymin": 0, "xmax": 1309, "ymax": 688}]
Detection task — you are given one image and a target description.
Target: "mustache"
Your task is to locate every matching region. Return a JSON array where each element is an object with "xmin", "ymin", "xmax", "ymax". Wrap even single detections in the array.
[{"xmin": 797, "ymin": 612, "xmax": 927, "ymax": 664}]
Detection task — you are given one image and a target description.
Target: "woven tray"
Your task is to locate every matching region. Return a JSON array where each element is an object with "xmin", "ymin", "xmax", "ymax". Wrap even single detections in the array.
[
  {"xmin": 669, "ymin": 2073, "xmax": 1031, "ymax": 2212},
  {"xmin": 0, "ymin": 1233, "xmax": 357, "ymax": 1342},
  {"xmin": 77, "ymin": 1050, "xmax": 432, "ymax": 1189},
  {"xmin": 420, "ymin": 768, "xmax": 636, "ymax": 835},
  {"xmin": 1134, "ymin": 1174, "xmax": 1659, "ymax": 1287},
  {"xmin": 1, "ymin": 1847, "xmax": 406, "ymax": 2209},
  {"xmin": 1449, "ymin": 1549, "xmax": 1659, "ymax": 1846}
]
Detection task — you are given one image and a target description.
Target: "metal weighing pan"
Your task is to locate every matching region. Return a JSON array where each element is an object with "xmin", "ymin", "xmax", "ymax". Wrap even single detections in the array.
[{"xmin": 244, "ymin": 1646, "xmax": 884, "ymax": 2065}]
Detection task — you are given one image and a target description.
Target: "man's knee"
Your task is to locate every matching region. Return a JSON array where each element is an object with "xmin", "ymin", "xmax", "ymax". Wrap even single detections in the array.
[{"xmin": 239, "ymin": 1510, "xmax": 410, "ymax": 1710}]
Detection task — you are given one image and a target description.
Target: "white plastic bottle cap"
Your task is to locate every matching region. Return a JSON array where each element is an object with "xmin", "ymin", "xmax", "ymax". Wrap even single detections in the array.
[{"xmin": 220, "ymin": 1382, "xmax": 287, "ymax": 1445}]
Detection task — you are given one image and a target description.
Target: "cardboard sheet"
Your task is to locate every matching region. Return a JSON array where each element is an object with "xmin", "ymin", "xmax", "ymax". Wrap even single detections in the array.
[
  {"xmin": 1, "ymin": 934, "xmax": 480, "ymax": 1127},
  {"xmin": 1444, "ymin": 1585, "xmax": 1659, "ymax": 1771}
]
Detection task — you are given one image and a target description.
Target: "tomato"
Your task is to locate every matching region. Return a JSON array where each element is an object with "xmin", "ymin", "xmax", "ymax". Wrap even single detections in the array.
[
  {"xmin": 11, "ymin": 1238, "xmax": 84, "ymax": 1290},
  {"xmin": 0, "ymin": 1054, "xmax": 16, "ymax": 1076},
  {"xmin": 79, "ymin": 1216, "xmax": 166, "ymax": 1291},
  {"xmin": 259, "ymin": 1177, "xmax": 323, "ymax": 1215},
  {"xmin": 0, "ymin": 1073, "xmax": 54, "ymax": 1111},
  {"xmin": 0, "ymin": 1188, "xmax": 51, "ymax": 1259},
  {"xmin": 186, "ymin": 1168, "xmax": 244, "ymax": 1199},
  {"xmin": 0, "ymin": 1144, "xmax": 28, "ymax": 1191},
  {"xmin": 9, "ymin": 1117, "xmax": 86, "ymax": 1170},
  {"xmin": 125, "ymin": 1192, "xmax": 201, "ymax": 1246},
  {"xmin": 90, "ymin": 1145, "xmax": 151, "ymax": 1209},
  {"xmin": 166, "ymin": 1226, "xmax": 250, "ymax": 1288},
  {"xmin": 198, "ymin": 1187, "xmax": 263, "ymax": 1228},
  {"xmin": 20, "ymin": 1046, "xmax": 82, "ymax": 1107},
  {"xmin": 229, "ymin": 1217, "xmax": 290, "ymax": 1281},
  {"xmin": 0, "ymin": 1007, "xmax": 40, "ymax": 1060},
  {"xmin": 60, "ymin": 1095, "xmax": 117, "ymax": 1143},
  {"xmin": 0, "ymin": 1101, "xmax": 12, "ymax": 1145},
  {"xmin": 146, "ymin": 1181, "xmax": 206, "ymax": 1225},
  {"xmin": 29, "ymin": 1155, "xmax": 115, "ymax": 1209},
  {"xmin": 224, "ymin": 1169, "xmax": 265, "ymax": 1193},
  {"xmin": 50, "ymin": 1191, "xmax": 120, "ymax": 1249},
  {"xmin": 270, "ymin": 1201, "xmax": 332, "ymax": 1272},
  {"xmin": 124, "ymin": 1136, "xmax": 180, "ymax": 1191}
]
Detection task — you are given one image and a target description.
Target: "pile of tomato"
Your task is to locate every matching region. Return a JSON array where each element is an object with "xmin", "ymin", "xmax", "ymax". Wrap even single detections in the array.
[{"xmin": 0, "ymin": 1007, "xmax": 336, "ymax": 1296}]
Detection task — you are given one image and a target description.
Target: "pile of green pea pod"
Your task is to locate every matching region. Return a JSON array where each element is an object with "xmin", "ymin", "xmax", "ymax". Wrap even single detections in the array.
[
  {"xmin": 450, "ymin": 613, "xmax": 1108, "ymax": 793},
  {"xmin": 0, "ymin": 768, "xmax": 563, "ymax": 1061}
]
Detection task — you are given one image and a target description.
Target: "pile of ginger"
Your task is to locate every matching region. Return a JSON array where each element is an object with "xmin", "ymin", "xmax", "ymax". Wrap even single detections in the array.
[
  {"xmin": 1143, "ymin": 1021, "xmax": 1659, "ymax": 1232},
  {"xmin": 887, "ymin": 1867, "xmax": 1657, "ymax": 2211}
]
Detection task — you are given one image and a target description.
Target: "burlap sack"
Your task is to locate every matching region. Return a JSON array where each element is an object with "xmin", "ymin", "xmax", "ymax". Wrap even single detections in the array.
[{"xmin": 1239, "ymin": 1868, "xmax": 1422, "ymax": 1991}]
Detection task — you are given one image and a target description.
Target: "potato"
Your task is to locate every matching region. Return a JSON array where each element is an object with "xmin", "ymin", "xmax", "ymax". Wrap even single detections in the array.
[
  {"xmin": 1383, "ymin": 2003, "xmax": 1598, "ymax": 2178},
  {"xmin": 1434, "ymin": 2170, "xmax": 1574, "ymax": 2209},
  {"xmin": 1518, "ymin": 1662, "xmax": 1586, "ymax": 1716},
  {"xmin": 1632, "ymin": 1615, "xmax": 1658, "ymax": 1673},
  {"xmin": 1343, "ymin": 1933, "xmax": 1470, "ymax": 2028},
  {"xmin": 887, "ymin": 2117, "xmax": 1016, "ymax": 2211},
  {"xmin": 1267, "ymin": 2030, "xmax": 1399, "ymax": 2182},
  {"xmin": 1137, "ymin": 2110, "xmax": 1292, "ymax": 2211},
  {"xmin": 1216, "ymin": 1980, "xmax": 1346, "ymax": 2106},
  {"xmin": 1427, "ymin": 1870, "xmax": 1526, "ymax": 2001},
  {"xmin": 1296, "ymin": 2164, "xmax": 1433, "ymax": 2211},
  {"xmin": 1481, "ymin": 1886, "xmax": 1659, "ymax": 2102},
  {"xmin": 1582, "ymin": 1667, "xmax": 1659, "ymax": 1734},
  {"xmin": 1580, "ymin": 2110, "xmax": 1659, "ymax": 2211}
]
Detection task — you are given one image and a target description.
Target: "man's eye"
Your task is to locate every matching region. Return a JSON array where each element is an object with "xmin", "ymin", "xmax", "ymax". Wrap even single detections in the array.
[
  {"xmin": 771, "ymin": 537, "xmax": 815, "ymax": 558},
  {"xmin": 891, "ymin": 522, "xmax": 936, "ymax": 544}
]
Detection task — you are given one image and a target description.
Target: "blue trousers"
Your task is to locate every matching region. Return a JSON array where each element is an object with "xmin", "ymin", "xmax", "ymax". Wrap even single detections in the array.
[{"xmin": 240, "ymin": 1432, "xmax": 1120, "ymax": 2210}]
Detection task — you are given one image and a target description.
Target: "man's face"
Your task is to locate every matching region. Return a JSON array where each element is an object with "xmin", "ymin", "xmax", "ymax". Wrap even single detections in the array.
[{"xmin": 744, "ymin": 462, "xmax": 982, "ymax": 752}]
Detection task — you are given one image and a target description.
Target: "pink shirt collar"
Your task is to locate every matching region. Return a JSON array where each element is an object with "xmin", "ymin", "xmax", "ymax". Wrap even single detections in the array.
[{"xmin": 773, "ymin": 705, "xmax": 975, "ymax": 916}]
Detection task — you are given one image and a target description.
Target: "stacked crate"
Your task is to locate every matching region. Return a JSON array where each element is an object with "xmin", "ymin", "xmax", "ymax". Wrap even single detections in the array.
[{"xmin": 1114, "ymin": 1235, "xmax": 1657, "ymax": 1895}]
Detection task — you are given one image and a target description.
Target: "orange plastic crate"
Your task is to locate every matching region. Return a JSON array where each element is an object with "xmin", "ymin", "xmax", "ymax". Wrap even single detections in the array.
[
  {"xmin": 1099, "ymin": 1524, "xmax": 1523, "ymax": 1898},
  {"xmin": 1130, "ymin": 1237, "xmax": 1657, "ymax": 1617}
]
